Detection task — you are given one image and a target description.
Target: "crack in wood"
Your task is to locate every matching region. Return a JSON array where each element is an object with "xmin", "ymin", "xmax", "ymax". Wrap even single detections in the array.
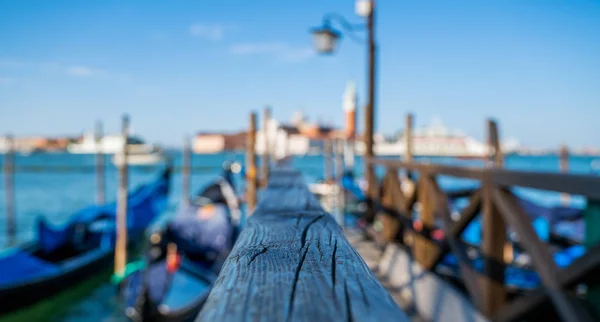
[
  {"xmin": 344, "ymin": 280, "xmax": 355, "ymax": 322},
  {"xmin": 287, "ymin": 244, "xmax": 310, "ymax": 322},
  {"xmin": 331, "ymin": 240, "xmax": 339, "ymax": 303},
  {"xmin": 247, "ymin": 246, "xmax": 268, "ymax": 266},
  {"xmin": 300, "ymin": 215, "xmax": 324, "ymax": 249}
]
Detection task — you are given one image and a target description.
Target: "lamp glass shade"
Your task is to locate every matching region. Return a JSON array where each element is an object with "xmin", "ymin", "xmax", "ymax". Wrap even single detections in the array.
[{"xmin": 311, "ymin": 27, "xmax": 340, "ymax": 54}]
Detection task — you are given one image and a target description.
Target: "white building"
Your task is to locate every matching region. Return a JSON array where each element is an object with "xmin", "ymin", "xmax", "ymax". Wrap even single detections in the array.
[{"xmin": 255, "ymin": 118, "xmax": 313, "ymax": 158}]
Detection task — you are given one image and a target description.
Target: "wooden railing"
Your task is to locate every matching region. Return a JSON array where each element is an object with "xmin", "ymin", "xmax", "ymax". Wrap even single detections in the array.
[
  {"xmin": 198, "ymin": 167, "xmax": 409, "ymax": 321},
  {"xmin": 364, "ymin": 119, "xmax": 600, "ymax": 322}
]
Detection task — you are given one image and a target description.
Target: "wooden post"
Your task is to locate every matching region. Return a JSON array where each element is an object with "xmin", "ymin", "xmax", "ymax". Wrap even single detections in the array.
[
  {"xmin": 481, "ymin": 119, "xmax": 506, "ymax": 315},
  {"xmin": 487, "ymin": 119, "xmax": 512, "ymax": 260},
  {"xmin": 246, "ymin": 112, "xmax": 258, "ymax": 213},
  {"xmin": 334, "ymin": 139, "xmax": 344, "ymax": 182},
  {"xmin": 335, "ymin": 139, "xmax": 345, "ymax": 227},
  {"xmin": 413, "ymin": 173, "xmax": 438, "ymax": 268},
  {"xmin": 343, "ymin": 139, "xmax": 355, "ymax": 171},
  {"xmin": 261, "ymin": 107, "xmax": 271, "ymax": 188},
  {"xmin": 403, "ymin": 114, "xmax": 415, "ymax": 198},
  {"xmin": 324, "ymin": 139, "xmax": 333, "ymax": 184},
  {"xmin": 560, "ymin": 145, "xmax": 570, "ymax": 205},
  {"xmin": 4, "ymin": 135, "xmax": 16, "ymax": 245},
  {"xmin": 182, "ymin": 135, "xmax": 191, "ymax": 205},
  {"xmin": 114, "ymin": 115, "xmax": 129, "ymax": 276},
  {"xmin": 405, "ymin": 114, "xmax": 413, "ymax": 163},
  {"xmin": 95, "ymin": 121, "xmax": 105, "ymax": 205},
  {"xmin": 487, "ymin": 119, "xmax": 503, "ymax": 167},
  {"xmin": 364, "ymin": 0, "xmax": 377, "ymax": 224}
]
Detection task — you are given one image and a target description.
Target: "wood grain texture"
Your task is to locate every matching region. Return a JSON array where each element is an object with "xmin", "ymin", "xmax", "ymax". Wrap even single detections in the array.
[{"xmin": 197, "ymin": 168, "xmax": 407, "ymax": 322}]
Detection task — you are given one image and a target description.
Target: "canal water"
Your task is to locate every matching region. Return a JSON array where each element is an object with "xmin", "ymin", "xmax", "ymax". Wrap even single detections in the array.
[{"xmin": 0, "ymin": 152, "xmax": 599, "ymax": 321}]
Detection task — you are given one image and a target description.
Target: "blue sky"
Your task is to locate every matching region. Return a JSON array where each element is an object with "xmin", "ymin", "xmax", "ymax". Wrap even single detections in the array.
[{"xmin": 0, "ymin": 0, "xmax": 598, "ymax": 148}]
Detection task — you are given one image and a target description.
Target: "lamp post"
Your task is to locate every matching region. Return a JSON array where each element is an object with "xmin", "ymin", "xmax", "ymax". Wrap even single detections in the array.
[{"xmin": 311, "ymin": 0, "xmax": 377, "ymax": 223}]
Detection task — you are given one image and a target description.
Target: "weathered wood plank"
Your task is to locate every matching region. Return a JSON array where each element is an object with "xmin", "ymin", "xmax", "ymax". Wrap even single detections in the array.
[{"xmin": 198, "ymin": 168, "xmax": 407, "ymax": 322}]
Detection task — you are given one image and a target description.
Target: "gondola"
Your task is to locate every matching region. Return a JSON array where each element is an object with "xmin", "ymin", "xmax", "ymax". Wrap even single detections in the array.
[
  {"xmin": 0, "ymin": 167, "xmax": 171, "ymax": 319},
  {"xmin": 119, "ymin": 163, "xmax": 241, "ymax": 322}
]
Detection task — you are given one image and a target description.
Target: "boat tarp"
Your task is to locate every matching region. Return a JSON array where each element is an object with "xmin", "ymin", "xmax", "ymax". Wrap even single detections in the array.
[
  {"xmin": 166, "ymin": 202, "xmax": 234, "ymax": 262},
  {"xmin": 0, "ymin": 251, "xmax": 59, "ymax": 286},
  {"xmin": 460, "ymin": 196, "xmax": 583, "ymax": 245},
  {"xmin": 37, "ymin": 169, "xmax": 170, "ymax": 253},
  {"xmin": 441, "ymin": 244, "xmax": 585, "ymax": 288}
]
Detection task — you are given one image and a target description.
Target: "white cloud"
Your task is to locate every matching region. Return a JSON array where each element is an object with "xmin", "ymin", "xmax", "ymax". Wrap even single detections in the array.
[
  {"xmin": 66, "ymin": 65, "xmax": 97, "ymax": 77},
  {"xmin": 230, "ymin": 42, "xmax": 314, "ymax": 62},
  {"xmin": 189, "ymin": 23, "xmax": 224, "ymax": 41}
]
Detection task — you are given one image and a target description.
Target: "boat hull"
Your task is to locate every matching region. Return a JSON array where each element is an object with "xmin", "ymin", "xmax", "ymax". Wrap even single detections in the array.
[
  {"xmin": 122, "ymin": 258, "xmax": 215, "ymax": 322},
  {"xmin": 0, "ymin": 168, "xmax": 170, "ymax": 318},
  {"xmin": 0, "ymin": 246, "xmax": 112, "ymax": 317}
]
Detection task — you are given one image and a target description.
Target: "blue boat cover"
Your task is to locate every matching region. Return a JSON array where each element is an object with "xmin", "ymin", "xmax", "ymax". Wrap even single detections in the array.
[
  {"xmin": 441, "ymin": 244, "xmax": 585, "ymax": 288},
  {"xmin": 0, "ymin": 250, "xmax": 59, "ymax": 286},
  {"xmin": 341, "ymin": 171, "xmax": 366, "ymax": 201},
  {"xmin": 166, "ymin": 202, "xmax": 234, "ymax": 263},
  {"xmin": 37, "ymin": 169, "xmax": 170, "ymax": 253},
  {"xmin": 461, "ymin": 196, "xmax": 583, "ymax": 245}
]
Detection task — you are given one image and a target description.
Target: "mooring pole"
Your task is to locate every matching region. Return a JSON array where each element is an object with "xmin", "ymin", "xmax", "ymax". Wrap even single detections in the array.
[
  {"xmin": 324, "ymin": 138, "xmax": 333, "ymax": 184},
  {"xmin": 114, "ymin": 114, "xmax": 129, "ymax": 277},
  {"xmin": 364, "ymin": 0, "xmax": 377, "ymax": 224},
  {"xmin": 481, "ymin": 119, "xmax": 507, "ymax": 315},
  {"xmin": 335, "ymin": 138, "xmax": 345, "ymax": 227},
  {"xmin": 405, "ymin": 114, "xmax": 413, "ymax": 163},
  {"xmin": 4, "ymin": 134, "xmax": 15, "ymax": 245},
  {"xmin": 95, "ymin": 121, "xmax": 105, "ymax": 205},
  {"xmin": 559, "ymin": 145, "xmax": 570, "ymax": 205},
  {"xmin": 261, "ymin": 107, "xmax": 271, "ymax": 188},
  {"xmin": 182, "ymin": 135, "xmax": 191, "ymax": 206},
  {"xmin": 246, "ymin": 112, "xmax": 258, "ymax": 213},
  {"xmin": 403, "ymin": 114, "xmax": 414, "ymax": 195}
]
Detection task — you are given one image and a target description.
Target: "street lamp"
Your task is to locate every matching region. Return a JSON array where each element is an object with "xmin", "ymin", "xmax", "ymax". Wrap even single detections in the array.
[
  {"xmin": 310, "ymin": 0, "xmax": 378, "ymax": 223},
  {"xmin": 310, "ymin": 24, "xmax": 341, "ymax": 54}
]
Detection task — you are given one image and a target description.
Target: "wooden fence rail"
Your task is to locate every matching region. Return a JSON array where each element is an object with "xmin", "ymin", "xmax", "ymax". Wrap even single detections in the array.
[
  {"xmin": 364, "ymin": 116, "xmax": 600, "ymax": 322},
  {"xmin": 198, "ymin": 167, "xmax": 408, "ymax": 322}
]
